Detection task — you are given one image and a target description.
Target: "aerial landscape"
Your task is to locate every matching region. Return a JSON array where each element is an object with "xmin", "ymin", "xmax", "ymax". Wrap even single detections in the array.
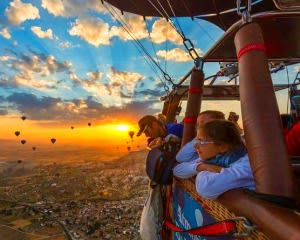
[
  {"xmin": 1, "ymin": 0, "xmax": 300, "ymax": 239},
  {"xmin": 0, "ymin": 143, "xmax": 149, "ymax": 239}
]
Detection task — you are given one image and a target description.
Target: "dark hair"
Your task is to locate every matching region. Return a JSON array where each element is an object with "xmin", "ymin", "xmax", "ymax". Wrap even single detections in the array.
[
  {"xmin": 199, "ymin": 110, "xmax": 225, "ymax": 120},
  {"xmin": 280, "ymin": 114, "xmax": 292, "ymax": 129},
  {"xmin": 198, "ymin": 120, "xmax": 243, "ymax": 148}
]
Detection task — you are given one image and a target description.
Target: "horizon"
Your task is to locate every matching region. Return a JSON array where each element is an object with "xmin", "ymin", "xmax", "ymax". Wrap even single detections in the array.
[{"xmin": 0, "ymin": 0, "xmax": 299, "ymax": 147}]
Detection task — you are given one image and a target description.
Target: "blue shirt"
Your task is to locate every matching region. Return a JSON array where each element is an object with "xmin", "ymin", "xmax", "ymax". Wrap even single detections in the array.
[
  {"xmin": 166, "ymin": 123, "xmax": 183, "ymax": 139},
  {"xmin": 173, "ymin": 154, "xmax": 255, "ymax": 200},
  {"xmin": 175, "ymin": 138, "xmax": 198, "ymax": 162}
]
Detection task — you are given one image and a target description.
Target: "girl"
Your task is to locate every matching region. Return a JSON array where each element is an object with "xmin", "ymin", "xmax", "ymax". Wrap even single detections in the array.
[{"xmin": 173, "ymin": 120, "xmax": 255, "ymax": 199}]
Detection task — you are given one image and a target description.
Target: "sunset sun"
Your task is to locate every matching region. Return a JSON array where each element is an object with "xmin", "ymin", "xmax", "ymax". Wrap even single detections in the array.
[{"xmin": 116, "ymin": 124, "xmax": 129, "ymax": 132}]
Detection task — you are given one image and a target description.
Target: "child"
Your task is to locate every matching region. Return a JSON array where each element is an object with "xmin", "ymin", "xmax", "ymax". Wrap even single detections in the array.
[{"xmin": 174, "ymin": 120, "xmax": 255, "ymax": 199}]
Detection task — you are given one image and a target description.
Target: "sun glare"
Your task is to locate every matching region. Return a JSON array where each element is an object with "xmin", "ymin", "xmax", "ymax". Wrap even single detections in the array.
[{"xmin": 116, "ymin": 124, "xmax": 129, "ymax": 132}]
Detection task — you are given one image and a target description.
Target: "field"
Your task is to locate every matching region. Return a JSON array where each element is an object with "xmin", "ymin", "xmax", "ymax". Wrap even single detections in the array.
[{"xmin": 0, "ymin": 146, "xmax": 149, "ymax": 240}]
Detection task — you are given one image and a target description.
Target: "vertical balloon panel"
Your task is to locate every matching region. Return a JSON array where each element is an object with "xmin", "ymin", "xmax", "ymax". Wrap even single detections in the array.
[{"xmin": 172, "ymin": 183, "xmax": 233, "ymax": 240}]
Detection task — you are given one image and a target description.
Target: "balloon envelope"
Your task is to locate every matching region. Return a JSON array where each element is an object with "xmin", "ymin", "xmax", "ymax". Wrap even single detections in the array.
[
  {"xmin": 32, "ymin": 147, "xmax": 36, "ymax": 150},
  {"xmin": 15, "ymin": 131, "xmax": 20, "ymax": 136},
  {"xmin": 128, "ymin": 130, "xmax": 135, "ymax": 140},
  {"xmin": 21, "ymin": 116, "xmax": 26, "ymax": 120},
  {"xmin": 88, "ymin": 122, "xmax": 91, "ymax": 126},
  {"xmin": 21, "ymin": 140, "xmax": 26, "ymax": 144},
  {"xmin": 71, "ymin": 126, "xmax": 74, "ymax": 129},
  {"xmin": 51, "ymin": 138, "xmax": 56, "ymax": 144}
]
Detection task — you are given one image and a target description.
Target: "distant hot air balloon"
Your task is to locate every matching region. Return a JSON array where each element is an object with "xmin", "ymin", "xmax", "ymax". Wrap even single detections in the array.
[
  {"xmin": 127, "ymin": 146, "xmax": 131, "ymax": 152},
  {"xmin": 21, "ymin": 140, "xmax": 26, "ymax": 144},
  {"xmin": 21, "ymin": 116, "xmax": 26, "ymax": 121},
  {"xmin": 15, "ymin": 131, "xmax": 20, "ymax": 136},
  {"xmin": 51, "ymin": 138, "xmax": 56, "ymax": 144},
  {"xmin": 71, "ymin": 126, "xmax": 74, "ymax": 130},
  {"xmin": 128, "ymin": 131, "xmax": 135, "ymax": 141},
  {"xmin": 17, "ymin": 160, "xmax": 22, "ymax": 164},
  {"xmin": 32, "ymin": 147, "xmax": 36, "ymax": 151},
  {"xmin": 88, "ymin": 122, "xmax": 91, "ymax": 127}
]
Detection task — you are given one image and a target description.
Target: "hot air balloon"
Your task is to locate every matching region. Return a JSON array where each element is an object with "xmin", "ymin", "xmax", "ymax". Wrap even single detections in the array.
[
  {"xmin": 127, "ymin": 146, "xmax": 131, "ymax": 152},
  {"xmin": 21, "ymin": 116, "xmax": 26, "ymax": 121},
  {"xmin": 88, "ymin": 122, "xmax": 91, "ymax": 127},
  {"xmin": 21, "ymin": 140, "xmax": 26, "ymax": 144},
  {"xmin": 32, "ymin": 147, "xmax": 36, "ymax": 151},
  {"xmin": 17, "ymin": 160, "xmax": 22, "ymax": 164},
  {"xmin": 71, "ymin": 126, "xmax": 74, "ymax": 130},
  {"xmin": 15, "ymin": 131, "xmax": 20, "ymax": 137},
  {"xmin": 51, "ymin": 138, "xmax": 56, "ymax": 144},
  {"xmin": 128, "ymin": 130, "xmax": 135, "ymax": 141}
]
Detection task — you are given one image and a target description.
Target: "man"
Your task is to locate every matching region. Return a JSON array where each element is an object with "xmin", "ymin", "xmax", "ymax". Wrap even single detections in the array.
[
  {"xmin": 175, "ymin": 110, "xmax": 225, "ymax": 163},
  {"xmin": 228, "ymin": 111, "xmax": 243, "ymax": 134},
  {"xmin": 136, "ymin": 115, "xmax": 183, "ymax": 148}
]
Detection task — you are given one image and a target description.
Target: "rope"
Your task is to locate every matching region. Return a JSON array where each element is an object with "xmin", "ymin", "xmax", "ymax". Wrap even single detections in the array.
[{"xmin": 103, "ymin": 2, "xmax": 174, "ymax": 93}]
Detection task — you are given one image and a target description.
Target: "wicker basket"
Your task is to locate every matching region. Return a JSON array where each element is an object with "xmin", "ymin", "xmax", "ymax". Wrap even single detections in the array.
[{"xmin": 173, "ymin": 178, "xmax": 269, "ymax": 240}]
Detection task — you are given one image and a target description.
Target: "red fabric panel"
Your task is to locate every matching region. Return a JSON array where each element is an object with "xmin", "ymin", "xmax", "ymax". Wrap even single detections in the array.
[{"xmin": 285, "ymin": 120, "xmax": 300, "ymax": 156}]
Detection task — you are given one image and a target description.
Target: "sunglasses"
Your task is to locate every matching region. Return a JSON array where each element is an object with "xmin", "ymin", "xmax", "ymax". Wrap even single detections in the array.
[{"xmin": 194, "ymin": 139, "xmax": 216, "ymax": 147}]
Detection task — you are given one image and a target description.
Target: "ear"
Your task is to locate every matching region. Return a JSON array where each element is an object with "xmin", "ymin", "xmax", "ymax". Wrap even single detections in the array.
[{"xmin": 218, "ymin": 143, "xmax": 231, "ymax": 154}]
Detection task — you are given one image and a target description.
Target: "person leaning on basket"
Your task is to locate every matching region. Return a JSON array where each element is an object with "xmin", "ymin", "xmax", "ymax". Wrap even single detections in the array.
[
  {"xmin": 175, "ymin": 110, "xmax": 225, "ymax": 163},
  {"xmin": 136, "ymin": 115, "xmax": 183, "ymax": 149},
  {"xmin": 173, "ymin": 120, "xmax": 255, "ymax": 200}
]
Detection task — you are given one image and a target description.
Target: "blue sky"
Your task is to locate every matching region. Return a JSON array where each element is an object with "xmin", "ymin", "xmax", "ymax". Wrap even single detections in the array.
[{"xmin": 0, "ymin": 0, "xmax": 299, "ymax": 127}]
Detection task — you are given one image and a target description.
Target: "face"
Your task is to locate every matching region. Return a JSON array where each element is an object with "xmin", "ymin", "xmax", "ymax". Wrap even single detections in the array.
[
  {"xmin": 143, "ymin": 122, "xmax": 162, "ymax": 138},
  {"xmin": 194, "ymin": 128, "xmax": 228, "ymax": 160}
]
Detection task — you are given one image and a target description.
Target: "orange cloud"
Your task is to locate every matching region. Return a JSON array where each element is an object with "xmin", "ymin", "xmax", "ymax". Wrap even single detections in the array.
[{"xmin": 5, "ymin": 0, "xmax": 40, "ymax": 25}]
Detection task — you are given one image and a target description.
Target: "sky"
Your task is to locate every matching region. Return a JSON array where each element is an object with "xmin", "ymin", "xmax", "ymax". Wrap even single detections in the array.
[{"xmin": 0, "ymin": 0, "xmax": 299, "ymax": 150}]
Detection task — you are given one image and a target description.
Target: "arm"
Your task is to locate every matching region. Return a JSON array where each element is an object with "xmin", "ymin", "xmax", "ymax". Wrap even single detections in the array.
[
  {"xmin": 196, "ymin": 163, "xmax": 222, "ymax": 173},
  {"xmin": 148, "ymin": 137, "xmax": 164, "ymax": 149},
  {"xmin": 173, "ymin": 159, "xmax": 200, "ymax": 179},
  {"xmin": 176, "ymin": 138, "xmax": 199, "ymax": 162},
  {"xmin": 195, "ymin": 155, "xmax": 255, "ymax": 200}
]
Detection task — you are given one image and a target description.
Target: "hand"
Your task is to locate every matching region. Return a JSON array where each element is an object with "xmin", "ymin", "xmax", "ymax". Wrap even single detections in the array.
[
  {"xmin": 148, "ymin": 137, "xmax": 164, "ymax": 148},
  {"xmin": 196, "ymin": 163, "xmax": 222, "ymax": 173}
]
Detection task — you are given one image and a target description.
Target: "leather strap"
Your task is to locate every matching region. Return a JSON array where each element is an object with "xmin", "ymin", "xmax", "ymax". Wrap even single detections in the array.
[{"xmin": 164, "ymin": 219, "xmax": 236, "ymax": 236}]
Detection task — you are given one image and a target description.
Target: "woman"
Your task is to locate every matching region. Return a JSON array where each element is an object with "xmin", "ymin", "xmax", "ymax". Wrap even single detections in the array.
[{"xmin": 173, "ymin": 120, "xmax": 255, "ymax": 199}]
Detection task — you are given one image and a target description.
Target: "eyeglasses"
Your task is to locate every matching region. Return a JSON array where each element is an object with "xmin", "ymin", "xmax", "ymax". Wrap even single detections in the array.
[{"xmin": 194, "ymin": 139, "xmax": 215, "ymax": 147}]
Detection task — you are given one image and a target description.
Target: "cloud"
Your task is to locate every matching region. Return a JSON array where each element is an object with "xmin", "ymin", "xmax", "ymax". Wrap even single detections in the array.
[
  {"xmin": 0, "ymin": 28, "xmax": 11, "ymax": 39},
  {"xmin": 6, "ymin": 92, "xmax": 73, "ymax": 120},
  {"xmin": 31, "ymin": 26, "xmax": 54, "ymax": 39},
  {"xmin": 41, "ymin": 0, "xmax": 106, "ymax": 17},
  {"xmin": 135, "ymin": 89, "xmax": 165, "ymax": 97},
  {"xmin": 41, "ymin": 0, "xmax": 65, "ymax": 17},
  {"xmin": 68, "ymin": 67, "xmax": 144, "ymax": 107},
  {"xmin": 107, "ymin": 67, "xmax": 144, "ymax": 97},
  {"xmin": 0, "ymin": 109, "xmax": 8, "ymax": 115},
  {"xmin": 156, "ymin": 48, "xmax": 201, "ymax": 62},
  {"xmin": 59, "ymin": 41, "xmax": 80, "ymax": 49},
  {"xmin": 5, "ymin": 92, "xmax": 157, "ymax": 123},
  {"xmin": 110, "ymin": 14, "xmax": 148, "ymax": 41},
  {"xmin": 69, "ymin": 17, "xmax": 111, "ymax": 47},
  {"xmin": 150, "ymin": 18, "xmax": 182, "ymax": 44},
  {"xmin": 5, "ymin": 0, "xmax": 40, "ymax": 25},
  {"xmin": 87, "ymin": 71, "xmax": 103, "ymax": 82},
  {"xmin": 0, "ymin": 55, "xmax": 15, "ymax": 61},
  {"xmin": 9, "ymin": 53, "xmax": 72, "ymax": 90}
]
